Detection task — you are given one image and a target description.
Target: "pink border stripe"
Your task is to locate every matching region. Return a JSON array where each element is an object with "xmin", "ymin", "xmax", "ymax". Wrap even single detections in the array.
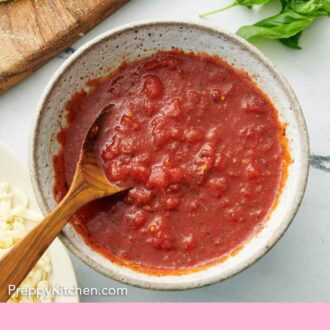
[{"xmin": 1, "ymin": 303, "xmax": 328, "ymax": 329}]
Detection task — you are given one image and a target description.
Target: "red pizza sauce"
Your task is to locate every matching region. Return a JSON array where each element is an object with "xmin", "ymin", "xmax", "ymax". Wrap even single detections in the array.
[{"xmin": 53, "ymin": 51, "xmax": 290, "ymax": 272}]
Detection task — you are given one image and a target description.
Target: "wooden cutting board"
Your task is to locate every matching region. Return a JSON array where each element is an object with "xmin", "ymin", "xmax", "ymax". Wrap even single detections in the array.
[{"xmin": 0, "ymin": 0, "xmax": 129, "ymax": 94}]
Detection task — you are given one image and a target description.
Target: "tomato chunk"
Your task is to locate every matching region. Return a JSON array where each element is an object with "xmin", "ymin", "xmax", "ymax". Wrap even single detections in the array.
[{"xmin": 54, "ymin": 51, "xmax": 286, "ymax": 271}]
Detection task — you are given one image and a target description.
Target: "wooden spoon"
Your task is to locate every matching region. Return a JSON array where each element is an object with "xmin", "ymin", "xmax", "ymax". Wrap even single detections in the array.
[{"xmin": 0, "ymin": 108, "xmax": 123, "ymax": 302}]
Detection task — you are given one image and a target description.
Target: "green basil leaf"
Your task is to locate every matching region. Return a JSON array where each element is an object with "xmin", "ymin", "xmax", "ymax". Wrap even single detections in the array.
[
  {"xmin": 200, "ymin": 0, "xmax": 272, "ymax": 17},
  {"xmin": 279, "ymin": 31, "xmax": 303, "ymax": 48},
  {"xmin": 237, "ymin": 10, "xmax": 316, "ymax": 40},
  {"xmin": 201, "ymin": 0, "xmax": 330, "ymax": 49},
  {"xmin": 285, "ymin": 0, "xmax": 330, "ymax": 15}
]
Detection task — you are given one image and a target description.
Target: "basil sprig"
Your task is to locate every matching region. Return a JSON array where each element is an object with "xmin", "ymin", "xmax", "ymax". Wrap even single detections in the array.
[
  {"xmin": 200, "ymin": 0, "xmax": 272, "ymax": 17},
  {"xmin": 200, "ymin": 0, "xmax": 330, "ymax": 49}
]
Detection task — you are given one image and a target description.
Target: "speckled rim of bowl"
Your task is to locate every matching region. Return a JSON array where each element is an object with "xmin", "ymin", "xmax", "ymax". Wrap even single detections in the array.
[{"xmin": 29, "ymin": 20, "xmax": 310, "ymax": 290}]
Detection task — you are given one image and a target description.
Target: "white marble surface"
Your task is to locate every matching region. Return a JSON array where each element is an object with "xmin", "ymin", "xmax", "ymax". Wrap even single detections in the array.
[{"xmin": 0, "ymin": 0, "xmax": 330, "ymax": 302}]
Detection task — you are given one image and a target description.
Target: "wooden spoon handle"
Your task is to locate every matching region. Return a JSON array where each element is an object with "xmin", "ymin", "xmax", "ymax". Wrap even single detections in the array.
[{"xmin": 0, "ymin": 176, "xmax": 96, "ymax": 302}]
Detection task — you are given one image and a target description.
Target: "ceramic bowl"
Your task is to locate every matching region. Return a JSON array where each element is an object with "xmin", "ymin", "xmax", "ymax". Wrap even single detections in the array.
[{"xmin": 29, "ymin": 20, "xmax": 309, "ymax": 290}]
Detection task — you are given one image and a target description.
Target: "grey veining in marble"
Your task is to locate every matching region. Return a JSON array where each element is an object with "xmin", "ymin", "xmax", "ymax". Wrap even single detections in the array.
[{"xmin": 311, "ymin": 155, "xmax": 330, "ymax": 173}]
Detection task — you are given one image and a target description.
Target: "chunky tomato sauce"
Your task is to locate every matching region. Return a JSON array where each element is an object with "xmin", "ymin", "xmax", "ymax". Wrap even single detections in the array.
[{"xmin": 54, "ymin": 51, "xmax": 289, "ymax": 272}]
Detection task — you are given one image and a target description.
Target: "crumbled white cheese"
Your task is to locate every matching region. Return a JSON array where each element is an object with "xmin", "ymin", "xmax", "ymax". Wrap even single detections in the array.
[{"xmin": 0, "ymin": 183, "xmax": 53, "ymax": 303}]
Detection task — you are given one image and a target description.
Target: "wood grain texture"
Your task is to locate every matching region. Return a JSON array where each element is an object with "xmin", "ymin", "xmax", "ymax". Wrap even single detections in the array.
[{"xmin": 0, "ymin": 0, "xmax": 129, "ymax": 94}]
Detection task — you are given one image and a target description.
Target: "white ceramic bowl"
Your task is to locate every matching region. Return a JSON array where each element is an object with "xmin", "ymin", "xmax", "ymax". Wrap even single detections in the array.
[{"xmin": 30, "ymin": 20, "xmax": 309, "ymax": 290}]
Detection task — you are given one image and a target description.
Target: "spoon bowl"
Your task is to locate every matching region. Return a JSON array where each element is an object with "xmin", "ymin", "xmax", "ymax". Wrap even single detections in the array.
[
  {"xmin": 0, "ymin": 109, "xmax": 122, "ymax": 302},
  {"xmin": 78, "ymin": 106, "xmax": 120, "ymax": 197}
]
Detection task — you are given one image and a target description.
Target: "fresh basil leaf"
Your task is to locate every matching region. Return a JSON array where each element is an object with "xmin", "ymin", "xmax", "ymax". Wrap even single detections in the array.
[
  {"xmin": 201, "ymin": 0, "xmax": 330, "ymax": 49},
  {"xmin": 237, "ymin": 10, "xmax": 316, "ymax": 40},
  {"xmin": 200, "ymin": 0, "xmax": 272, "ymax": 17},
  {"xmin": 279, "ymin": 31, "xmax": 303, "ymax": 48},
  {"xmin": 285, "ymin": 0, "xmax": 330, "ymax": 15}
]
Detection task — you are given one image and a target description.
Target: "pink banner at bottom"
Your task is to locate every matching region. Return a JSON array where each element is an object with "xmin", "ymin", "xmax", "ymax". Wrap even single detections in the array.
[{"xmin": 1, "ymin": 303, "xmax": 327, "ymax": 329}]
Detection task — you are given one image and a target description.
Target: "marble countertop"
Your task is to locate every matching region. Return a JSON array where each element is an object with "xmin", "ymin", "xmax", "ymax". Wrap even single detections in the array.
[{"xmin": 1, "ymin": 0, "xmax": 329, "ymax": 302}]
